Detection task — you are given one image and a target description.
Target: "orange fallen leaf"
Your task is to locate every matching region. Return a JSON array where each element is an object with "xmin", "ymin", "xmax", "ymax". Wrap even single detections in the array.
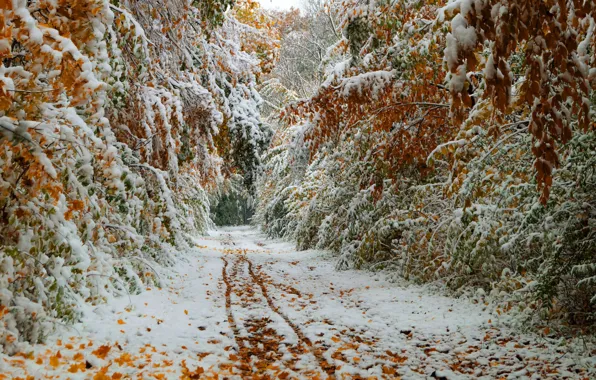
[
  {"xmin": 92, "ymin": 345, "xmax": 111, "ymax": 359},
  {"xmin": 50, "ymin": 352, "xmax": 61, "ymax": 368},
  {"xmin": 93, "ymin": 364, "xmax": 113, "ymax": 380},
  {"xmin": 68, "ymin": 362, "xmax": 86, "ymax": 373},
  {"xmin": 117, "ymin": 319, "xmax": 126, "ymax": 325}
]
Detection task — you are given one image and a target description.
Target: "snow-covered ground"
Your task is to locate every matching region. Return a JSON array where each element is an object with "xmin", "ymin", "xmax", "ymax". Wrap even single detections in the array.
[{"xmin": 2, "ymin": 226, "xmax": 594, "ymax": 379}]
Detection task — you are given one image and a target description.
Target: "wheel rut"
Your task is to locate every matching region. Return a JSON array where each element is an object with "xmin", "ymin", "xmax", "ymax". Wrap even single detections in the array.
[
  {"xmin": 243, "ymin": 256, "xmax": 338, "ymax": 378},
  {"xmin": 221, "ymin": 253, "xmax": 329, "ymax": 379}
]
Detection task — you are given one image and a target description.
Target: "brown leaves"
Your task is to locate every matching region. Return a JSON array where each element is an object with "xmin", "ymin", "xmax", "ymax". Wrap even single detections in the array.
[
  {"xmin": 92, "ymin": 345, "xmax": 112, "ymax": 360},
  {"xmin": 0, "ymin": 77, "xmax": 13, "ymax": 111},
  {"xmin": 0, "ymin": 0, "xmax": 12, "ymax": 10},
  {"xmin": 65, "ymin": 199, "xmax": 86, "ymax": 220},
  {"xmin": 68, "ymin": 362, "xmax": 86, "ymax": 373},
  {"xmin": 444, "ymin": 0, "xmax": 595, "ymax": 203},
  {"xmin": 180, "ymin": 360, "xmax": 205, "ymax": 379},
  {"xmin": 0, "ymin": 305, "xmax": 8, "ymax": 319}
]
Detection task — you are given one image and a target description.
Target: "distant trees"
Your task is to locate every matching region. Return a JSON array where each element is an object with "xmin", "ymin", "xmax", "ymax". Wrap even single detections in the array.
[{"xmin": 259, "ymin": 0, "xmax": 341, "ymax": 116}]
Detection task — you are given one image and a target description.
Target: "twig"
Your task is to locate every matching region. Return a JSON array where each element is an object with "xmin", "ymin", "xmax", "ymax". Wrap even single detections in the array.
[
  {"xmin": 129, "ymin": 256, "xmax": 162, "ymax": 281},
  {"xmin": 7, "ymin": 88, "xmax": 56, "ymax": 93},
  {"xmin": 85, "ymin": 273, "xmax": 133, "ymax": 307}
]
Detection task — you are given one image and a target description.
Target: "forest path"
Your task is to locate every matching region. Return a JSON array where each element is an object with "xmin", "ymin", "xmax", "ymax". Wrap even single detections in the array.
[{"xmin": 2, "ymin": 227, "xmax": 594, "ymax": 379}]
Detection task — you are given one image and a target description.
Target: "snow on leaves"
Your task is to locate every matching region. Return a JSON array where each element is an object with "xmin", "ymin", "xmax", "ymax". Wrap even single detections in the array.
[
  {"xmin": 257, "ymin": 0, "xmax": 596, "ymax": 330},
  {"xmin": 442, "ymin": 0, "xmax": 595, "ymax": 203},
  {"xmin": 0, "ymin": 0, "xmax": 276, "ymax": 350}
]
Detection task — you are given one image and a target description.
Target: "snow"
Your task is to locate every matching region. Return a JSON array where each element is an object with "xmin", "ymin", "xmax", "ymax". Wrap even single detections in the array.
[
  {"xmin": 1, "ymin": 227, "xmax": 594, "ymax": 378},
  {"xmin": 451, "ymin": 14, "xmax": 477, "ymax": 50}
]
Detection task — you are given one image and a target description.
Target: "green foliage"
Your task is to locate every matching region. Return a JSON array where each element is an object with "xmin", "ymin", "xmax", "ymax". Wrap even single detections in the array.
[
  {"xmin": 195, "ymin": 0, "xmax": 236, "ymax": 29},
  {"xmin": 211, "ymin": 192, "xmax": 254, "ymax": 226}
]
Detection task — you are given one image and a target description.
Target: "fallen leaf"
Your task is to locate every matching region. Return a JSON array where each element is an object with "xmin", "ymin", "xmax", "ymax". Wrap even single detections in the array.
[
  {"xmin": 50, "ymin": 353, "xmax": 60, "ymax": 368},
  {"xmin": 68, "ymin": 363, "xmax": 85, "ymax": 373},
  {"xmin": 92, "ymin": 345, "xmax": 111, "ymax": 359}
]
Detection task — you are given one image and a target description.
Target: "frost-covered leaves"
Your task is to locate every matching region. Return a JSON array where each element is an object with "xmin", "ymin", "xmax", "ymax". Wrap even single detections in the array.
[
  {"xmin": 441, "ymin": 0, "xmax": 595, "ymax": 203},
  {"xmin": 0, "ymin": 0, "xmax": 275, "ymax": 349},
  {"xmin": 257, "ymin": 0, "xmax": 596, "ymax": 329},
  {"xmin": 208, "ymin": 1, "xmax": 277, "ymax": 194},
  {"xmin": 0, "ymin": 0, "xmax": 149, "ymax": 352}
]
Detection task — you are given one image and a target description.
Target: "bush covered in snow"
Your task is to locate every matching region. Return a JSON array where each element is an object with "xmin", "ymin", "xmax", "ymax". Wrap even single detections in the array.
[
  {"xmin": 0, "ymin": 0, "xmax": 275, "ymax": 352},
  {"xmin": 256, "ymin": 0, "xmax": 596, "ymax": 330}
]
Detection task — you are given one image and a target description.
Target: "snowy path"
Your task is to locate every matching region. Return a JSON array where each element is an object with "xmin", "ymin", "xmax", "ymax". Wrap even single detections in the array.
[{"xmin": 2, "ymin": 227, "xmax": 594, "ymax": 379}]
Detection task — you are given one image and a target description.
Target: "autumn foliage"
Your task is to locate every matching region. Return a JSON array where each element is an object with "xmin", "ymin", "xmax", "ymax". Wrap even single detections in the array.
[
  {"xmin": 0, "ymin": 0, "xmax": 277, "ymax": 350},
  {"xmin": 257, "ymin": 0, "xmax": 596, "ymax": 328}
]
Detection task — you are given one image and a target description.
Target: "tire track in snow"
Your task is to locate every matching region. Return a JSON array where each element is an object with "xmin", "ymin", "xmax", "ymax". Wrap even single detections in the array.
[
  {"xmin": 243, "ymin": 256, "xmax": 338, "ymax": 379},
  {"xmin": 223, "ymin": 254, "xmax": 323, "ymax": 378},
  {"xmin": 221, "ymin": 256, "xmax": 251, "ymax": 375}
]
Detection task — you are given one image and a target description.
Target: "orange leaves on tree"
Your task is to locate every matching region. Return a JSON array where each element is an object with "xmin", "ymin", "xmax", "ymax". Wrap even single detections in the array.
[
  {"xmin": 0, "ymin": 0, "xmax": 12, "ymax": 10},
  {"xmin": 0, "ymin": 76, "xmax": 13, "ymax": 111},
  {"xmin": 443, "ymin": 0, "xmax": 595, "ymax": 203},
  {"xmin": 0, "ymin": 305, "xmax": 8, "ymax": 318},
  {"xmin": 65, "ymin": 200, "xmax": 85, "ymax": 221}
]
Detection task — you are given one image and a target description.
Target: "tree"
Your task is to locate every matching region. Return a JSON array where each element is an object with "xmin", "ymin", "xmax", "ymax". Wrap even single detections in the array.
[
  {"xmin": 0, "ymin": 0, "xmax": 274, "ymax": 350},
  {"xmin": 257, "ymin": 0, "xmax": 596, "ymax": 328}
]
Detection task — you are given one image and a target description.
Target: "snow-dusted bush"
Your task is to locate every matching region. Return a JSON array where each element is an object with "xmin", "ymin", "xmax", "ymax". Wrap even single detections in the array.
[
  {"xmin": 257, "ymin": 0, "xmax": 596, "ymax": 329},
  {"xmin": 0, "ymin": 0, "xmax": 275, "ymax": 351}
]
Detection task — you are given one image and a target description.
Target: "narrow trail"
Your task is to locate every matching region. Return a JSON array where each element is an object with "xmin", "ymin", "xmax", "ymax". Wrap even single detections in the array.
[
  {"xmin": 221, "ymin": 253, "xmax": 322, "ymax": 378},
  {"xmin": 226, "ymin": 253, "xmax": 337, "ymax": 378},
  {"xmin": 2, "ymin": 227, "xmax": 594, "ymax": 379}
]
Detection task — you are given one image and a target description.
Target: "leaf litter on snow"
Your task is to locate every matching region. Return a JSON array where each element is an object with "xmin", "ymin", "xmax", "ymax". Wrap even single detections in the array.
[{"xmin": 1, "ymin": 227, "xmax": 594, "ymax": 379}]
